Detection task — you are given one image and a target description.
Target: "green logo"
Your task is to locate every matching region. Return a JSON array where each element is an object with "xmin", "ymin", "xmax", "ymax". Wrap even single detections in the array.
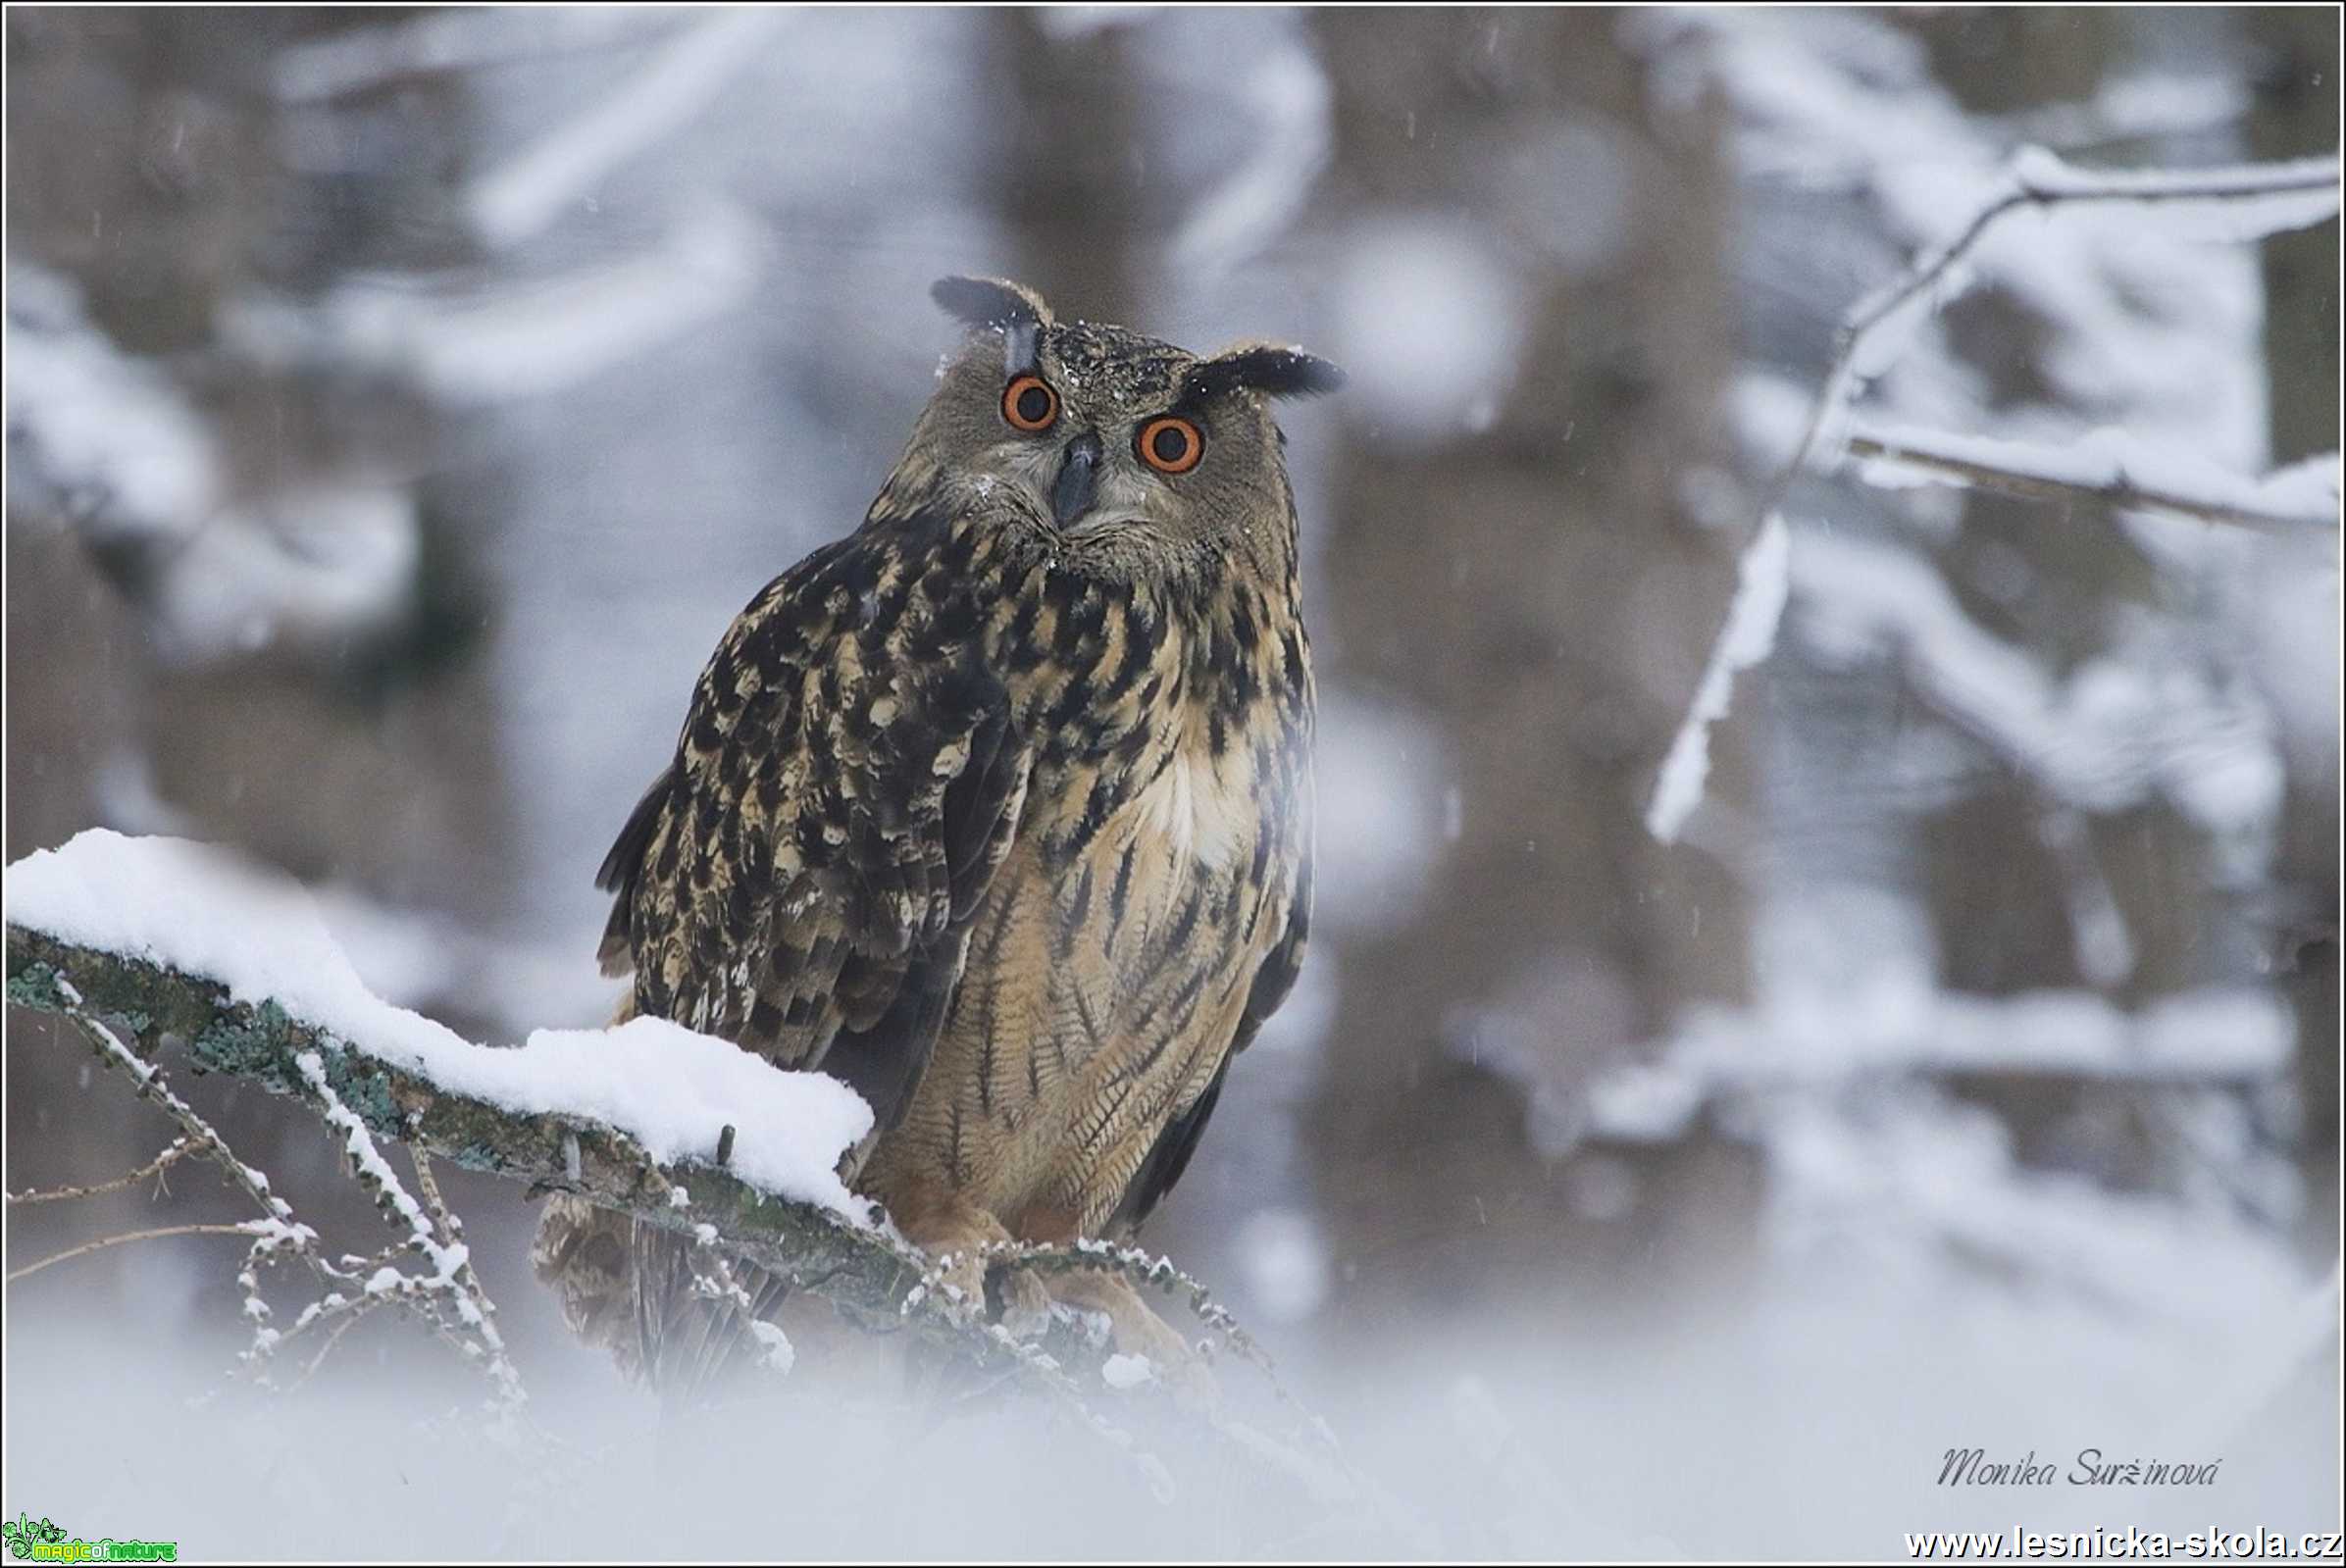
[
  {"xmin": 0, "ymin": 1514, "xmax": 177, "ymax": 1562},
  {"xmin": 0, "ymin": 1518, "xmax": 64, "ymax": 1560}
]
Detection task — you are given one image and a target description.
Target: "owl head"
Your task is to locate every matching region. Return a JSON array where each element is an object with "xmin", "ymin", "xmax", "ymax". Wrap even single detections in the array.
[{"xmin": 888, "ymin": 276, "xmax": 1341, "ymax": 575}]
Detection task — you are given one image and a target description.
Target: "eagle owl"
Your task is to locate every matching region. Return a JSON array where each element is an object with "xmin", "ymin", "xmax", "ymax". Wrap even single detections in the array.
[{"xmin": 535, "ymin": 277, "xmax": 1339, "ymax": 1389}]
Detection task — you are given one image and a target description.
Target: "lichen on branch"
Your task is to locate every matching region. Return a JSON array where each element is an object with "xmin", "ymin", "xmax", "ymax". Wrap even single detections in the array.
[{"xmin": 3, "ymin": 921, "xmax": 1294, "ymax": 1419}]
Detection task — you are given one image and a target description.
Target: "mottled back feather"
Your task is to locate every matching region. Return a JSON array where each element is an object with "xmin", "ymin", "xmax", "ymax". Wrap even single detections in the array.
[{"xmin": 596, "ymin": 508, "xmax": 1034, "ymax": 1135}]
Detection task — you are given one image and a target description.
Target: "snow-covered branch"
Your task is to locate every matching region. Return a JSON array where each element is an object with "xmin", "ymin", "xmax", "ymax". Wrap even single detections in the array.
[
  {"xmin": 1644, "ymin": 142, "xmax": 2339, "ymax": 843},
  {"xmin": 273, "ymin": 9, "xmax": 678, "ymax": 104},
  {"xmin": 1798, "ymin": 148, "xmax": 2341, "ymax": 483},
  {"xmin": 6, "ymin": 909, "xmax": 953, "ymax": 1353},
  {"xmin": 231, "ymin": 208, "xmax": 763, "ymax": 407},
  {"xmin": 1786, "ymin": 528, "xmax": 2285, "ymax": 834},
  {"xmin": 2, "ymin": 913, "xmax": 1236, "ymax": 1397},
  {"xmin": 1644, "ymin": 512, "xmax": 1790, "ymax": 843},
  {"xmin": 1587, "ymin": 985, "xmax": 2295, "ymax": 1148},
  {"xmin": 462, "ymin": 9, "xmax": 783, "ymax": 250},
  {"xmin": 1845, "ymin": 423, "xmax": 2340, "ymax": 536},
  {"xmin": 3, "ymin": 831, "xmax": 1365, "ymax": 1497}
]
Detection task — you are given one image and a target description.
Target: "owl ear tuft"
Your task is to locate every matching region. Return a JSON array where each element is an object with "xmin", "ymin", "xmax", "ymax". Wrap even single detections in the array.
[
  {"xmin": 931, "ymin": 277, "xmax": 1053, "ymax": 333},
  {"xmin": 1187, "ymin": 343, "xmax": 1347, "ymax": 402}
]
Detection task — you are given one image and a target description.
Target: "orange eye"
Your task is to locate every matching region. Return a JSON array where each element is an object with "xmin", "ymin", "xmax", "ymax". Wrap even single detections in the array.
[
  {"xmin": 1137, "ymin": 416, "xmax": 1203, "ymax": 475},
  {"xmin": 1002, "ymin": 375, "xmax": 1058, "ymax": 432}
]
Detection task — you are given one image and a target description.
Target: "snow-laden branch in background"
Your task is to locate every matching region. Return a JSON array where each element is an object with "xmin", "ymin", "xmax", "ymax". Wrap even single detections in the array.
[
  {"xmin": 3, "ymin": 264, "xmax": 220, "ymax": 536},
  {"xmin": 1167, "ymin": 32, "xmax": 1332, "ymax": 278},
  {"xmin": 2007, "ymin": 147, "xmax": 2343, "ymax": 208},
  {"xmin": 274, "ymin": 8, "xmax": 679, "ymax": 103},
  {"xmin": 7, "ymin": 262, "xmax": 424, "ymax": 664},
  {"xmin": 1845, "ymin": 423, "xmax": 2341, "ymax": 536},
  {"xmin": 1587, "ymin": 985, "xmax": 2295, "ymax": 1147},
  {"xmin": 1990, "ymin": 73, "xmax": 2252, "ymax": 161},
  {"xmin": 1642, "ymin": 143, "xmax": 2340, "ymax": 843},
  {"xmin": 1763, "ymin": 1083, "xmax": 2307, "ymax": 1336},
  {"xmin": 1644, "ymin": 512, "xmax": 1789, "ymax": 843},
  {"xmin": 1572, "ymin": 991, "xmax": 2309, "ymax": 1336},
  {"xmin": 229, "ymin": 207, "xmax": 763, "ymax": 407},
  {"xmin": 1794, "ymin": 146, "xmax": 2340, "ymax": 486},
  {"xmin": 1788, "ymin": 528, "xmax": 2285, "ymax": 836},
  {"xmin": 465, "ymin": 9, "xmax": 785, "ymax": 250}
]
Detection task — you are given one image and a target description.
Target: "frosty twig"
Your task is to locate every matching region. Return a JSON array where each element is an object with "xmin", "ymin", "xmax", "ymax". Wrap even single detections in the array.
[
  {"xmin": 1646, "ymin": 144, "xmax": 2341, "ymax": 842},
  {"xmin": 7, "ymin": 1137, "xmax": 195, "ymax": 1205},
  {"xmin": 1789, "ymin": 148, "xmax": 2340, "ymax": 502}
]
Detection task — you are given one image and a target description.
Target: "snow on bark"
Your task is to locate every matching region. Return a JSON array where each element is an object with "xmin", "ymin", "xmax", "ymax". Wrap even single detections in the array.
[{"xmin": 5, "ymin": 829, "xmax": 873, "ymax": 1221}]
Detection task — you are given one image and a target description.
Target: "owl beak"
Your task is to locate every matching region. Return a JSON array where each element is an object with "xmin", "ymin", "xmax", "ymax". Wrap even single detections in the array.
[{"xmin": 1051, "ymin": 430, "xmax": 1102, "ymax": 529}]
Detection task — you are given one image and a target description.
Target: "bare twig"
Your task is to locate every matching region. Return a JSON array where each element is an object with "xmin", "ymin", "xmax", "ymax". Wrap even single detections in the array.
[
  {"xmin": 8, "ymin": 1138, "xmax": 195, "ymax": 1205},
  {"xmin": 295, "ymin": 1051, "xmax": 526, "ymax": 1410},
  {"xmin": 406, "ymin": 1143, "xmax": 516, "ymax": 1378},
  {"xmin": 8, "ymin": 1220, "xmax": 275, "ymax": 1284},
  {"xmin": 295, "ymin": 1297, "xmax": 387, "ymax": 1387},
  {"xmin": 55, "ymin": 1004, "xmax": 333, "ymax": 1297},
  {"xmin": 407, "ymin": 1145, "xmax": 460, "ymax": 1247},
  {"xmin": 19, "ymin": 975, "xmax": 521, "ymax": 1402}
]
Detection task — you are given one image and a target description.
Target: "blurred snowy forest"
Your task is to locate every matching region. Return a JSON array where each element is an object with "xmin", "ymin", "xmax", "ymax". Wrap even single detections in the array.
[{"xmin": 5, "ymin": 6, "xmax": 2340, "ymax": 1558}]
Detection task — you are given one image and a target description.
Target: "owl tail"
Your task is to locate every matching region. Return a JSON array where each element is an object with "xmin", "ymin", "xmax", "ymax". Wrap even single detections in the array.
[
  {"xmin": 532, "ymin": 1195, "xmax": 792, "ymax": 1404},
  {"xmin": 530, "ymin": 990, "xmax": 802, "ymax": 1400}
]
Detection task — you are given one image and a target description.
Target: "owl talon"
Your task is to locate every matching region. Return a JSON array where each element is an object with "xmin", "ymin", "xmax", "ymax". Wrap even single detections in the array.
[
  {"xmin": 994, "ymin": 1265, "xmax": 1052, "ymax": 1340},
  {"xmin": 1043, "ymin": 1267, "xmax": 1221, "ymax": 1409},
  {"xmin": 928, "ymin": 1249, "xmax": 994, "ymax": 1324}
]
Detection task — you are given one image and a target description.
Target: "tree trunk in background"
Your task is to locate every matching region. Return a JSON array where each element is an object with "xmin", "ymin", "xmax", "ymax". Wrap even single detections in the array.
[
  {"xmin": 2245, "ymin": 4, "xmax": 2341, "ymax": 1251},
  {"xmin": 2250, "ymin": 9, "xmax": 2342, "ymax": 473},
  {"xmin": 1900, "ymin": 10, "xmax": 2196, "ymax": 1195},
  {"xmin": 1902, "ymin": 9, "xmax": 2138, "ymax": 1015},
  {"xmin": 1902, "ymin": 8, "xmax": 2334, "ymax": 1234},
  {"xmin": 1299, "ymin": 8, "xmax": 1759, "ymax": 1342},
  {"xmin": 3, "ymin": 8, "xmax": 512, "ymax": 924},
  {"xmin": 982, "ymin": 10, "xmax": 1140, "ymax": 322},
  {"xmin": 4, "ymin": 11, "xmax": 514, "ymax": 1223}
]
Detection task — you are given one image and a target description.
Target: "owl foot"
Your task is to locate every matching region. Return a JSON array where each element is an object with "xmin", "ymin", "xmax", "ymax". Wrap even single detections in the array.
[
  {"xmin": 892, "ymin": 1196, "xmax": 1018, "ymax": 1324},
  {"xmin": 994, "ymin": 1265, "xmax": 1053, "ymax": 1340},
  {"xmin": 924, "ymin": 1248, "xmax": 994, "ymax": 1324},
  {"xmin": 1040, "ymin": 1267, "xmax": 1220, "ymax": 1411}
]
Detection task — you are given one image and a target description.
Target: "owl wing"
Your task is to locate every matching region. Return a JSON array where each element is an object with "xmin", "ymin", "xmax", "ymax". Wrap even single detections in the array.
[
  {"xmin": 1110, "ymin": 818, "xmax": 1312, "ymax": 1233},
  {"xmin": 596, "ymin": 509, "xmax": 1030, "ymax": 1135}
]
